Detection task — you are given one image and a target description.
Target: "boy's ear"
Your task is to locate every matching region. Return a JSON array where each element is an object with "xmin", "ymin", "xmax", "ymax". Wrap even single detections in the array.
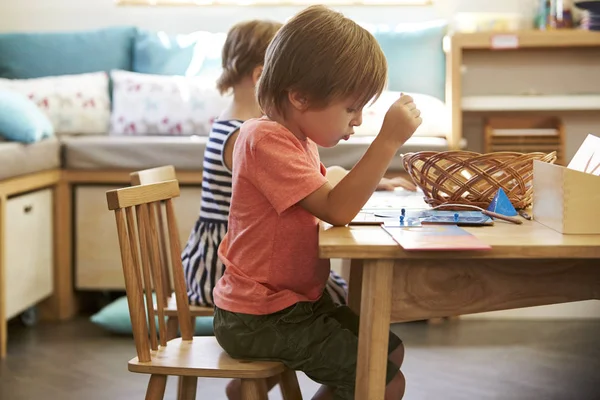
[
  {"xmin": 288, "ymin": 91, "xmax": 309, "ymax": 111},
  {"xmin": 251, "ymin": 66, "xmax": 263, "ymax": 85}
]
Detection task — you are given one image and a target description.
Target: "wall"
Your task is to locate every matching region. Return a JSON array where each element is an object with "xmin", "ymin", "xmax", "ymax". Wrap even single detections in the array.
[{"xmin": 0, "ymin": 0, "xmax": 537, "ymax": 33}]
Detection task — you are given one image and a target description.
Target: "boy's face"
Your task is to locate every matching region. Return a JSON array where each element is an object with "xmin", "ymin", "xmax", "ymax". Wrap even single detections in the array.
[{"xmin": 291, "ymin": 96, "xmax": 363, "ymax": 148}]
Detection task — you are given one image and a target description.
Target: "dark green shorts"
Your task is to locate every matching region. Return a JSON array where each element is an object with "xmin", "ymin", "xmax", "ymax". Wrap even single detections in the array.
[{"xmin": 214, "ymin": 291, "xmax": 403, "ymax": 400}]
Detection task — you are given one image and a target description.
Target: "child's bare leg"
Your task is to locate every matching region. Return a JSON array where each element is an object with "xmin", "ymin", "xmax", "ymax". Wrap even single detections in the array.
[
  {"xmin": 385, "ymin": 371, "xmax": 406, "ymax": 400},
  {"xmin": 226, "ymin": 376, "xmax": 279, "ymax": 400},
  {"xmin": 389, "ymin": 342, "xmax": 405, "ymax": 367},
  {"xmin": 312, "ymin": 385, "xmax": 335, "ymax": 400},
  {"xmin": 312, "ymin": 372, "xmax": 405, "ymax": 400}
]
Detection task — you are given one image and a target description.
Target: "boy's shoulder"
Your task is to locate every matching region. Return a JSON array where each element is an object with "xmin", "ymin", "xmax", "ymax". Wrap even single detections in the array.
[{"xmin": 240, "ymin": 117, "xmax": 295, "ymax": 146}]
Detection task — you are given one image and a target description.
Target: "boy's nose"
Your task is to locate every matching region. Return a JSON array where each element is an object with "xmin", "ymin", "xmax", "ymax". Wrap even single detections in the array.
[{"xmin": 351, "ymin": 112, "xmax": 362, "ymax": 127}]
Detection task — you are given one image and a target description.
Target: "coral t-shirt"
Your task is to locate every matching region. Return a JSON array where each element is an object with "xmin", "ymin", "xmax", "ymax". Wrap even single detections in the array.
[{"xmin": 213, "ymin": 117, "xmax": 331, "ymax": 315}]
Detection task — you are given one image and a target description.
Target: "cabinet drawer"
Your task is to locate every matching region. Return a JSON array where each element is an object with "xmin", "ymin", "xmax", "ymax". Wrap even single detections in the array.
[
  {"xmin": 75, "ymin": 185, "xmax": 202, "ymax": 290},
  {"xmin": 4, "ymin": 189, "xmax": 54, "ymax": 319}
]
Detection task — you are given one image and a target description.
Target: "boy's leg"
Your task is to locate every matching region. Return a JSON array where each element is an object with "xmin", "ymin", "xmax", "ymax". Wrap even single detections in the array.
[
  {"xmin": 226, "ymin": 376, "xmax": 280, "ymax": 400},
  {"xmin": 214, "ymin": 296, "xmax": 403, "ymax": 400},
  {"xmin": 284, "ymin": 293, "xmax": 403, "ymax": 400},
  {"xmin": 323, "ymin": 291, "xmax": 406, "ymax": 399},
  {"xmin": 327, "ymin": 292, "xmax": 404, "ymax": 367}
]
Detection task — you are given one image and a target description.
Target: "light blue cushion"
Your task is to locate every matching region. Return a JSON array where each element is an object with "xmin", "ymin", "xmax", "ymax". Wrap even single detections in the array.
[
  {"xmin": 0, "ymin": 26, "xmax": 136, "ymax": 79},
  {"xmin": 373, "ymin": 20, "xmax": 448, "ymax": 101},
  {"xmin": 132, "ymin": 29, "xmax": 224, "ymax": 79},
  {"xmin": 0, "ymin": 90, "xmax": 53, "ymax": 143},
  {"xmin": 90, "ymin": 295, "xmax": 214, "ymax": 336}
]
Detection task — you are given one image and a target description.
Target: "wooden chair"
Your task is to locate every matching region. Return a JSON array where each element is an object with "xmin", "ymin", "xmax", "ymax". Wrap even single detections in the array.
[
  {"xmin": 106, "ymin": 180, "xmax": 302, "ymax": 399},
  {"xmin": 129, "ymin": 165, "xmax": 213, "ymax": 341}
]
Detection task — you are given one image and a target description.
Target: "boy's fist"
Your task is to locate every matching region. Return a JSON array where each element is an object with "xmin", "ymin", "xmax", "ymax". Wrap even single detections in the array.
[{"xmin": 379, "ymin": 94, "xmax": 422, "ymax": 148}]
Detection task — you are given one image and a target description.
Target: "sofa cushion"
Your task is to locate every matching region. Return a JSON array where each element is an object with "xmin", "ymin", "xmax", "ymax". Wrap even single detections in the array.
[
  {"xmin": 0, "ymin": 27, "xmax": 136, "ymax": 79},
  {"xmin": 319, "ymin": 136, "xmax": 462, "ymax": 171},
  {"xmin": 357, "ymin": 91, "xmax": 450, "ymax": 138},
  {"xmin": 371, "ymin": 20, "xmax": 447, "ymax": 101},
  {"xmin": 109, "ymin": 70, "xmax": 228, "ymax": 136},
  {"xmin": 61, "ymin": 135, "xmax": 209, "ymax": 170},
  {"xmin": 0, "ymin": 90, "xmax": 54, "ymax": 143},
  {"xmin": 132, "ymin": 29, "xmax": 224, "ymax": 80},
  {"xmin": 0, "ymin": 73, "xmax": 110, "ymax": 135},
  {"xmin": 61, "ymin": 135, "xmax": 462, "ymax": 172},
  {"xmin": 0, "ymin": 137, "xmax": 61, "ymax": 181}
]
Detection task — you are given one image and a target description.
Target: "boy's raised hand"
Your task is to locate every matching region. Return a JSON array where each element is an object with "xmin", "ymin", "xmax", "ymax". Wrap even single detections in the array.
[{"xmin": 378, "ymin": 94, "xmax": 422, "ymax": 148}]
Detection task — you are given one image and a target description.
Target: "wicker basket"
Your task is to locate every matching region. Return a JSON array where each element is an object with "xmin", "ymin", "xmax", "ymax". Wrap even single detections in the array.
[{"xmin": 402, "ymin": 151, "xmax": 557, "ymax": 210}]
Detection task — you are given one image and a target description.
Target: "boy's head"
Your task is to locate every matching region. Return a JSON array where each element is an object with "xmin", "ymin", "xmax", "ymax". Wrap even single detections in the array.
[
  {"xmin": 217, "ymin": 20, "xmax": 282, "ymax": 95},
  {"xmin": 257, "ymin": 5, "xmax": 387, "ymax": 147}
]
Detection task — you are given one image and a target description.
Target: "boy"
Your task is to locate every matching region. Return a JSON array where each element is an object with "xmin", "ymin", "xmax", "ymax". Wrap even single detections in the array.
[{"xmin": 214, "ymin": 6, "xmax": 422, "ymax": 399}]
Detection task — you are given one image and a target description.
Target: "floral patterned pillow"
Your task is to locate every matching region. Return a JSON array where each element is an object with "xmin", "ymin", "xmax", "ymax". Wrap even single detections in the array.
[
  {"xmin": 109, "ymin": 70, "xmax": 229, "ymax": 136},
  {"xmin": 0, "ymin": 72, "xmax": 110, "ymax": 135}
]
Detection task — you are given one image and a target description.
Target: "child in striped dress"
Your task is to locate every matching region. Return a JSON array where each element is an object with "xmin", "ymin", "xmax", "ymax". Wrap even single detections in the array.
[
  {"xmin": 182, "ymin": 20, "xmax": 355, "ymax": 309},
  {"xmin": 181, "ymin": 19, "xmax": 416, "ymax": 310}
]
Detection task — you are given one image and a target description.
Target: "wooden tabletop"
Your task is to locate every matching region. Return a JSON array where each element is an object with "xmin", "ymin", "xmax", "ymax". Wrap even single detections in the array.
[{"xmin": 319, "ymin": 219, "xmax": 600, "ymax": 260}]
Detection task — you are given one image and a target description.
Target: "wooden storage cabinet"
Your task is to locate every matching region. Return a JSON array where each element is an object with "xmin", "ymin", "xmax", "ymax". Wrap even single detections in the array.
[
  {"xmin": 4, "ymin": 189, "xmax": 54, "ymax": 319},
  {"xmin": 75, "ymin": 185, "xmax": 202, "ymax": 290}
]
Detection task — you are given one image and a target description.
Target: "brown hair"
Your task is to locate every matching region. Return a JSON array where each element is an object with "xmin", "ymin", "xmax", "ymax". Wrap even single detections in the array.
[
  {"xmin": 257, "ymin": 5, "xmax": 387, "ymax": 117},
  {"xmin": 216, "ymin": 20, "xmax": 283, "ymax": 95}
]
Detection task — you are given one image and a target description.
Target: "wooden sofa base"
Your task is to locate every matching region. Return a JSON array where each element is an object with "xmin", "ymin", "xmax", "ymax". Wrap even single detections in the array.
[{"xmin": 0, "ymin": 169, "xmax": 62, "ymax": 358}]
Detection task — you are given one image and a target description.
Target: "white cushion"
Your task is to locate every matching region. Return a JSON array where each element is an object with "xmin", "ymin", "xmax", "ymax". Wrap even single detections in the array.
[
  {"xmin": 355, "ymin": 91, "xmax": 450, "ymax": 138},
  {"xmin": 109, "ymin": 69, "xmax": 229, "ymax": 137},
  {"xmin": 0, "ymin": 72, "xmax": 110, "ymax": 135}
]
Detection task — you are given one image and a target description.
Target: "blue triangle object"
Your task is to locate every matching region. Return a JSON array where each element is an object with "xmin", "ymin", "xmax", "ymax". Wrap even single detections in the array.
[{"xmin": 487, "ymin": 188, "xmax": 518, "ymax": 217}]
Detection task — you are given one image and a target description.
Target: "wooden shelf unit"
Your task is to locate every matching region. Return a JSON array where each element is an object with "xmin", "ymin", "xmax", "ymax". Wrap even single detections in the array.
[
  {"xmin": 444, "ymin": 30, "xmax": 600, "ymax": 150},
  {"xmin": 484, "ymin": 116, "xmax": 565, "ymax": 165}
]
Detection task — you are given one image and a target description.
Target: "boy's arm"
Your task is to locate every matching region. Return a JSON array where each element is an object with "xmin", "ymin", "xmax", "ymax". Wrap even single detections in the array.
[{"xmin": 300, "ymin": 95, "xmax": 421, "ymax": 226}]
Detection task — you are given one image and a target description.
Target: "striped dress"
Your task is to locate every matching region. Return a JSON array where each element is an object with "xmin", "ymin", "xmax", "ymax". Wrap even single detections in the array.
[{"xmin": 182, "ymin": 119, "xmax": 349, "ymax": 307}]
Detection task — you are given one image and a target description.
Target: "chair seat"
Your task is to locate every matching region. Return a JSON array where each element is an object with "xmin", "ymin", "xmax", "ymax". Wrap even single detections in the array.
[
  {"xmin": 158, "ymin": 293, "xmax": 214, "ymax": 317},
  {"xmin": 128, "ymin": 337, "xmax": 287, "ymax": 379}
]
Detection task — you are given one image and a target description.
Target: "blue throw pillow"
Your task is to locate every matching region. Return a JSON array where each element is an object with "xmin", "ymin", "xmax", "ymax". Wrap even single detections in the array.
[
  {"xmin": 0, "ymin": 26, "xmax": 136, "ymax": 79},
  {"xmin": 373, "ymin": 20, "xmax": 448, "ymax": 101},
  {"xmin": 0, "ymin": 90, "xmax": 53, "ymax": 143},
  {"xmin": 133, "ymin": 29, "xmax": 224, "ymax": 79},
  {"xmin": 90, "ymin": 295, "xmax": 215, "ymax": 336}
]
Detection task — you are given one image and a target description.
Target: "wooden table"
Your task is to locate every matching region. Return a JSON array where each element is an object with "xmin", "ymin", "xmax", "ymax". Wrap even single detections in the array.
[{"xmin": 319, "ymin": 219, "xmax": 600, "ymax": 399}]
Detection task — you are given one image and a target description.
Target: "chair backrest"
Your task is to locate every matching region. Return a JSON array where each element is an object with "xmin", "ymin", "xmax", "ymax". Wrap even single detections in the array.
[
  {"xmin": 129, "ymin": 165, "xmax": 178, "ymax": 304},
  {"xmin": 106, "ymin": 180, "xmax": 194, "ymax": 362},
  {"xmin": 130, "ymin": 165, "xmax": 176, "ymax": 186}
]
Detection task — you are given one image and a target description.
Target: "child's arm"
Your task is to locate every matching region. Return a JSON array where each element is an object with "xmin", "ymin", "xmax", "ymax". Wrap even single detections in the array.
[
  {"xmin": 223, "ymin": 130, "xmax": 241, "ymax": 171},
  {"xmin": 300, "ymin": 95, "xmax": 421, "ymax": 226}
]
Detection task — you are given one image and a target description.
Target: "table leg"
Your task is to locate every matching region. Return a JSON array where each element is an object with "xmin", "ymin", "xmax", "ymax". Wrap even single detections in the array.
[{"xmin": 356, "ymin": 259, "xmax": 394, "ymax": 400}]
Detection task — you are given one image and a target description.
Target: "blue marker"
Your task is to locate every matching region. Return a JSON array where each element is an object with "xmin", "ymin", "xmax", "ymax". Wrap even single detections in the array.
[
  {"xmin": 399, "ymin": 215, "xmax": 405, "ymax": 225},
  {"xmin": 401, "ymin": 208, "xmax": 406, "ymax": 217},
  {"xmin": 454, "ymin": 213, "xmax": 459, "ymax": 222}
]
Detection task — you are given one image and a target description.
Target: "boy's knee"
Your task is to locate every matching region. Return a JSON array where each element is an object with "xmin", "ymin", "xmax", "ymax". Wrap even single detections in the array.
[
  {"xmin": 389, "ymin": 342, "xmax": 405, "ymax": 367},
  {"xmin": 385, "ymin": 371, "xmax": 405, "ymax": 400}
]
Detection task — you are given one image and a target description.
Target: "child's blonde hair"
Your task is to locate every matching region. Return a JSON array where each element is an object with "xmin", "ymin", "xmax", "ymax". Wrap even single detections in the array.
[
  {"xmin": 257, "ymin": 5, "xmax": 387, "ymax": 117},
  {"xmin": 216, "ymin": 20, "xmax": 283, "ymax": 95}
]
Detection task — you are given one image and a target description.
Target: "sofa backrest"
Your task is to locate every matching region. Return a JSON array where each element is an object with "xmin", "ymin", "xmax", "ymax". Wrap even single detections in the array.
[{"xmin": 0, "ymin": 26, "xmax": 137, "ymax": 79}]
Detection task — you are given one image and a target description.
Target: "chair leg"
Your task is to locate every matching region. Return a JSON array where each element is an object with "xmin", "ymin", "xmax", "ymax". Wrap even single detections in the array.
[
  {"xmin": 177, "ymin": 376, "xmax": 197, "ymax": 400},
  {"xmin": 145, "ymin": 374, "xmax": 167, "ymax": 400},
  {"xmin": 240, "ymin": 378, "xmax": 268, "ymax": 400},
  {"xmin": 166, "ymin": 316, "xmax": 179, "ymax": 340},
  {"xmin": 279, "ymin": 369, "xmax": 302, "ymax": 400}
]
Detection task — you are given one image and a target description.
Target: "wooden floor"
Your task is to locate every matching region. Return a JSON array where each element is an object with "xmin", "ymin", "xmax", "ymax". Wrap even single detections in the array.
[{"xmin": 1, "ymin": 317, "xmax": 599, "ymax": 400}]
